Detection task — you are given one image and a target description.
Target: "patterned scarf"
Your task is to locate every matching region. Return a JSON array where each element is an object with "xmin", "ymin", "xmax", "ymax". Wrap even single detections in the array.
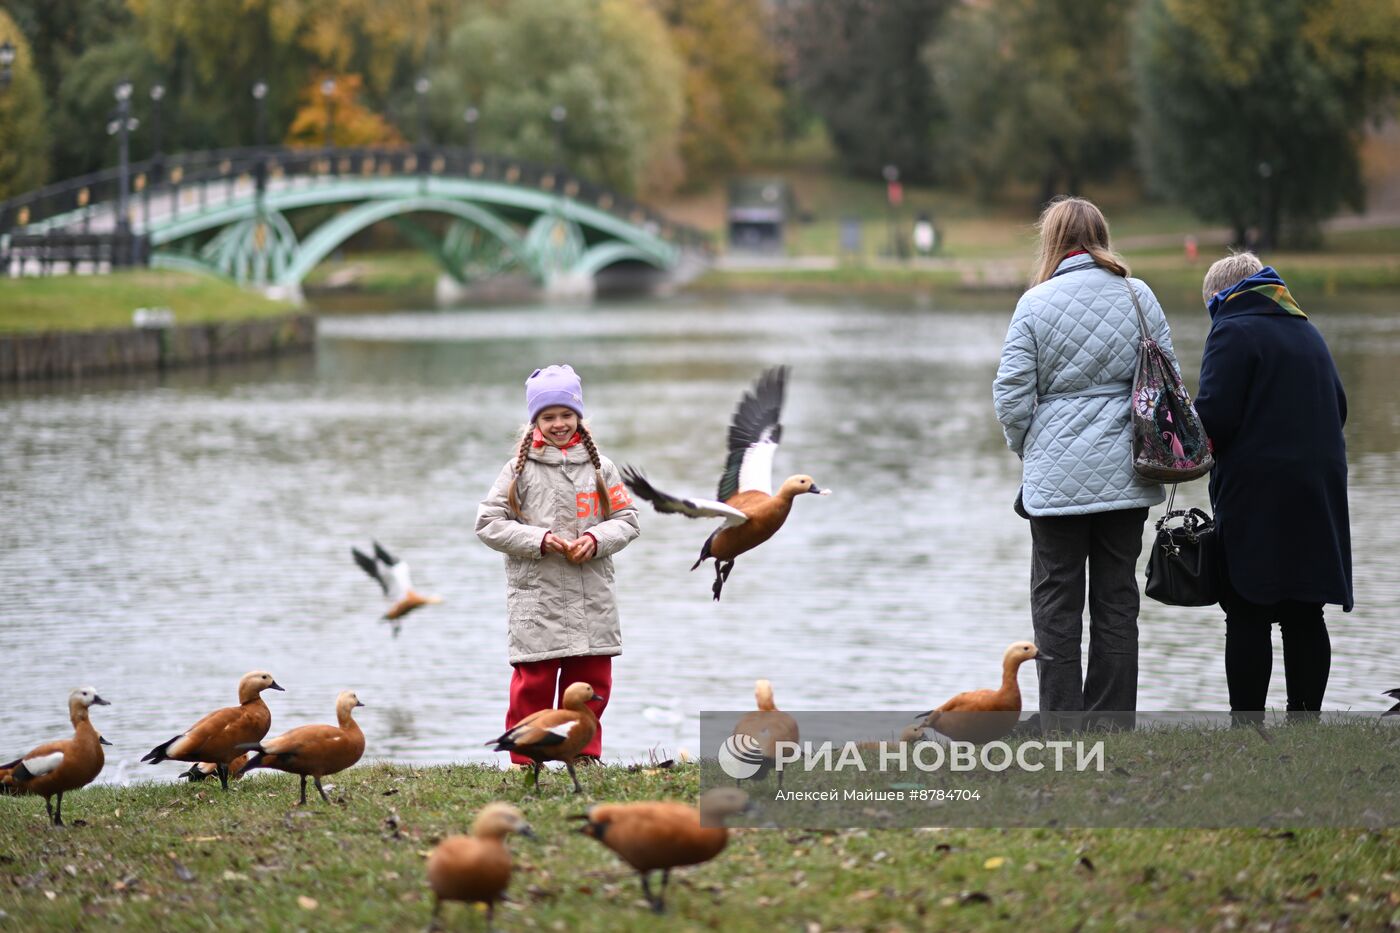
[{"xmin": 1208, "ymin": 266, "xmax": 1307, "ymax": 320}]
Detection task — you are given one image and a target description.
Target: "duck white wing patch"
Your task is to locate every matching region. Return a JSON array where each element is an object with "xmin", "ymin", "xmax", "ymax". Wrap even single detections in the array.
[
  {"xmin": 546, "ymin": 721, "xmax": 579, "ymax": 739},
  {"xmin": 736, "ymin": 432, "xmax": 779, "ymax": 495},
  {"xmin": 22, "ymin": 751, "xmax": 64, "ymax": 777},
  {"xmin": 385, "ymin": 561, "xmax": 412, "ymax": 602}
]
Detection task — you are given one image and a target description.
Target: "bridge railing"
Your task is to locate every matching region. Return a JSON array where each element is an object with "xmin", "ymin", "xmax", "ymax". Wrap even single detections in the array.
[{"xmin": 0, "ymin": 146, "xmax": 713, "ymax": 253}]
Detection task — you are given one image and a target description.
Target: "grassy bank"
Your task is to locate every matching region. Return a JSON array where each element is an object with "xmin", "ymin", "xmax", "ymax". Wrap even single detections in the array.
[
  {"xmin": 0, "ymin": 272, "xmax": 294, "ymax": 334},
  {"xmin": 3, "ymin": 745, "xmax": 1397, "ymax": 930}
]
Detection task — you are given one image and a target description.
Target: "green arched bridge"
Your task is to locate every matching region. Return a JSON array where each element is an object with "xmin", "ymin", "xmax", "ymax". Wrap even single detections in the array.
[{"xmin": 0, "ymin": 147, "xmax": 711, "ymax": 300}]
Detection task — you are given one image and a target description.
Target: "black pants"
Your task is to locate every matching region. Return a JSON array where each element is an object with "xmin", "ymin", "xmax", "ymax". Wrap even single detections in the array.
[
  {"xmin": 1221, "ymin": 574, "xmax": 1330, "ymax": 714},
  {"xmin": 1029, "ymin": 507, "xmax": 1148, "ymax": 718}
]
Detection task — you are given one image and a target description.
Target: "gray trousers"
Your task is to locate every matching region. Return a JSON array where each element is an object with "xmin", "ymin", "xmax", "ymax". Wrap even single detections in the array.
[{"xmin": 1029, "ymin": 507, "xmax": 1148, "ymax": 718}]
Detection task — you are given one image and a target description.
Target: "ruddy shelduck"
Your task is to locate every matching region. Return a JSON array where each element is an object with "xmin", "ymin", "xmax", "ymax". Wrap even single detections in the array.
[
  {"xmin": 238, "ymin": 690, "xmax": 366, "ymax": 804},
  {"xmin": 141, "ymin": 670, "xmax": 284, "ymax": 789},
  {"xmin": 426, "ymin": 802, "xmax": 533, "ymax": 930},
  {"xmin": 731, "ymin": 679, "xmax": 800, "ymax": 786},
  {"xmin": 917, "ymin": 641, "xmax": 1051, "ymax": 743},
  {"xmin": 486, "ymin": 681, "xmax": 601, "ymax": 794},
  {"xmin": 622, "ymin": 367, "xmax": 831, "ymax": 600},
  {"xmin": 576, "ymin": 787, "xmax": 751, "ymax": 913},
  {"xmin": 0, "ymin": 687, "xmax": 110, "ymax": 826},
  {"xmin": 1384, "ymin": 687, "xmax": 1400, "ymax": 717},
  {"xmin": 352, "ymin": 540, "xmax": 442, "ymax": 637}
]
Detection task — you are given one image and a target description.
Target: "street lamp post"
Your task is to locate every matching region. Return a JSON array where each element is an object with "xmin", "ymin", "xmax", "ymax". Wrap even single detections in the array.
[
  {"xmin": 0, "ymin": 40, "xmax": 15, "ymax": 90},
  {"xmin": 252, "ymin": 80, "xmax": 269, "ymax": 199},
  {"xmin": 463, "ymin": 106, "xmax": 479, "ymax": 157},
  {"xmin": 414, "ymin": 76, "xmax": 431, "ymax": 149},
  {"xmin": 1257, "ymin": 160, "xmax": 1274, "ymax": 253},
  {"xmin": 143, "ymin": 83, "xmax": 164, "ymax": 231},
  {"xmin": 320, "ymin": 77, "xmax": 336, "ymax": 150},
  {"xmin": 550, "ymin": 104, "xmax": 567, "ymax": 173},
  {"xmin": 110, "ymin": 79, "xmax": 139, "ymax": 262}
]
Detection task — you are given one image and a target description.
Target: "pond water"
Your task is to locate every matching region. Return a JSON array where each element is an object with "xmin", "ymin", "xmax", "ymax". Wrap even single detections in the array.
[{"xmin": 3, "ymin": 289, "xmax": 1398, "ymax": 783}]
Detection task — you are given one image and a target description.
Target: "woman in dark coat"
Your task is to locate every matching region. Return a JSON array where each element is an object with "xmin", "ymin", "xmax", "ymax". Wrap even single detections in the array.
[{"xmin": 1194, "ymin": 253, "xmax": 1352, "ymax": 715}]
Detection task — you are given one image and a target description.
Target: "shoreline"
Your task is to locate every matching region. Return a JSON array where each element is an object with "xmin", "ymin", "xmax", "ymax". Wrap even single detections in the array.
[{"xmin": 0, "ymin": 313, "xmax": 316, "ymax": 381}]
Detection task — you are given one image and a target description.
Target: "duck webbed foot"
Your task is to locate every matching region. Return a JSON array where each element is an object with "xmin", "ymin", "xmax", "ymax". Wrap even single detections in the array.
[{"xmin": 712, "ymin": 560, "xmax": 735, "ymax": 601}]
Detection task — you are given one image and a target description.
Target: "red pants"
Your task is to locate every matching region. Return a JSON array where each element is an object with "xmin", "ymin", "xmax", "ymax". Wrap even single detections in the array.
[{"xmin": 505, "ymin": 655, "xmax": 612, "ymax": 765}]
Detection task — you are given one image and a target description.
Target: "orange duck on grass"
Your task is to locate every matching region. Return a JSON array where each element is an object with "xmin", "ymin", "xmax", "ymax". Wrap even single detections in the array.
[
  {"xmin": 576, "ymin": 787, "xmax": 752, "ymax": 914},
  {"xmin": 0, "ymin": 687, "xmax": 110, "ymax": 826},
  {"xmin": 622, "ymin": 366, "xmax": 830, "ymax": 600},
  {"xmin": 141, "ymin": 670, "xmax": 283, "ymax": 789},
  {"xmin": 237, "ymin": 690, "xmax": 366, "ymax": 805},
  {"xmin": 486, "ymin": 681, "xmax": 601, "ymax": 794},
  {"xmin": 916, "ymin": 641, "xmax": 1049, "ymax": 743},
  {"xmin": 426, "ymin": 802, "xmax": 533, "ymax": 930},
  {"xmin": 730, "ymin": 679, "xmax": 800, "ymax": 787}
]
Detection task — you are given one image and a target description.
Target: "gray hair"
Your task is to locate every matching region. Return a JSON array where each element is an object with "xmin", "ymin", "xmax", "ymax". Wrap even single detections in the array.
[{"xmin": 1202, "ymin": 251, "xmax": 1264, "ymax": 305}]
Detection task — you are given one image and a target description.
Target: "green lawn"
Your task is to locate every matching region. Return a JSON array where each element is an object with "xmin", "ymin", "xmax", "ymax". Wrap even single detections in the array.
[
  {"xmin": 0, "ymin": 272, "xmax": 295, "ymax": 334},
  {"xmin": 2, "ymin": 748, "xmax": 1397, "ymax": 931}
]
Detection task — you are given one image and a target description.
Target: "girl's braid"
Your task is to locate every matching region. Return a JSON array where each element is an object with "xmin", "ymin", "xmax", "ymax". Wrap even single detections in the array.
[
  {"xmin": 576, "ymin": 423, "xmax": 613, "ymax": 519},
  {"xmin": 505, "ymin": 424, "xmax": 532, "ymax": 516}
]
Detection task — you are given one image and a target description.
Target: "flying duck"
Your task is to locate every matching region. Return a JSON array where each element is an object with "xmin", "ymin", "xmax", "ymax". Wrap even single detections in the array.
[
  {"xmin": 426, "ymin": 802, "xmax": 533, "ymax": 929},
  {"xmin": 622, "ymin": 366, "xmax": 830, "ymax": 600},
  {"xmin": 141, "ymin": 671, "xmax": 283, "ymax": 789},
  {"xmin": 237, "ymin": 690, "xmax": 366, "ymax": 805},
  {"xmin": 352, "ymin": 541, "xmax": 442, "ymax": 636},
  {"xmin": 0, "ymin": 687, "xmax": 110, "ymax": 826},
  {"xmin": 731, "ymin": 679, "xmax": 800, "ymax": 787},
  {"xmin": 486, "ymin": 681, "xmax": 601, "ymax": 794},
  {"xmin": 576, "ymin": 787, "xmax": 751, "ymax": 913},
  {"xmin": 916, "ymin": 641, "xmax": 1050, "ymax": 743}
]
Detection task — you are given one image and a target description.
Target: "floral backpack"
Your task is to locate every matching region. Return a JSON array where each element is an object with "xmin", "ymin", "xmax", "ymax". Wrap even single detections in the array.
[{"xmin": 1123, "ymin": 280, "xmax": 1213, "ymax": 482}]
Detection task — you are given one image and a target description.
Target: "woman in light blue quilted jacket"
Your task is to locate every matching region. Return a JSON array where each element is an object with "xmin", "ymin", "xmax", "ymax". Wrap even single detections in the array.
[{"xmin": 993, "ymin": 197, "xmax": 1180, "ymax": 720}]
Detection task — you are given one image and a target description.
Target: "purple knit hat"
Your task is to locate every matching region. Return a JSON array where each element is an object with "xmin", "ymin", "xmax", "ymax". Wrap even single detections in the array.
[{"xmin": 525, "ymin": 364, "xmax": 585, "ymax": 423}]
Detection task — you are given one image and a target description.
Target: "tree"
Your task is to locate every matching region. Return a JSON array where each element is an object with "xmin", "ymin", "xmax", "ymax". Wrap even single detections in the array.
[
  {"xmin": 284, "ymin": 73, "xmax": 403, "ymax": 147},
  {"xmin": 1135, "ymin": 0, "xmax": 1400, "ymax": 248},
  {"xmin": 428, "ymin": 0, "xmax": 684, "ymax": 195},
  {"xmin": 654, "ymin": 0, "xmax": 784, "ymax": 188},
  {"xmin": 928, "ymin": 0, "xmax": 1136, "ymax": 205},
  {"xmin": 773, "ymin": 0, "xmax": 953, "ymax": 183},
  {"xmin": 0, "ymin": 8, "xmax": 51, "ymax": 199},
  {"xmin": 48, "ymin": 37, "xmax": 164, "ymax": 178}
]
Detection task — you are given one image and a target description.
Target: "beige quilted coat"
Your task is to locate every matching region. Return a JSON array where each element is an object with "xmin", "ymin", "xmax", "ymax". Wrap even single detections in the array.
[{"xmin": 475, "ymin": 442, "xmax": 640, "ymax": 663}]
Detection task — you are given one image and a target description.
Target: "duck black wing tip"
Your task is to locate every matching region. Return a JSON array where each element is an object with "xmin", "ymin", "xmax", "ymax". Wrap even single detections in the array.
[
  {"xmin": 1383, "ymin": 687, "xmax": 1400, "ymax": 700},
  {"xmin": 717, "ymin": 367, "xmax": 788, "ymax": 500},
  {"xmin": 372, "ymin": 540, "xmax": 398, "ymax": 567},
  {"xmin": 141, "ymin": 735, "xmax": 181, "ymax": 764},
  {"xmin": 352, "ymin": 547, "xmax": 389, "ymax": 595},
  {"xmin": 621, "ymin": 465, "xmax": 666, "ymax": 508}
]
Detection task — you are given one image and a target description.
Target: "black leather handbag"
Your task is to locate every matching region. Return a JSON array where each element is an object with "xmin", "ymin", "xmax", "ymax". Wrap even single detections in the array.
[{"xmin": 1145, "ymin": 490, "xmax": 1220, "ymax": 606}]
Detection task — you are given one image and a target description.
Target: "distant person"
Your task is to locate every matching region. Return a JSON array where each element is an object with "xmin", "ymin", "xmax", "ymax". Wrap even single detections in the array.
[
  {"xmin": 913, "ymin": 212, "xmax": 936, "ymax": 255},
  {"xmin": 993, "ymin": 197, "xmax": 1180, "ymax": 720},
  {"xmin": 1194, "ymin": 253, "xmax": 1352, "ymax": 717},
  {"xmin": 476, "ymin": 364, "xmax": 640, "ymax": 765}
]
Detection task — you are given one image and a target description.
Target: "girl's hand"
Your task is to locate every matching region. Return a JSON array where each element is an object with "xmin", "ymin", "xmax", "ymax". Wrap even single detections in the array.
[
  {"xmin": 567, "ymin": 534, "xmax": 597, "ymax": 564},
  {"xmin": 542, "ymin": 532, "xmax": 572, "ymax": 555}
]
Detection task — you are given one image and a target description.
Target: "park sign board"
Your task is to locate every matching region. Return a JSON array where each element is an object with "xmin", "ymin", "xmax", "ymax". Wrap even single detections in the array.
[{"xmin": 699, "ymin": 711, "xmax": 1399, "ymax": 829}]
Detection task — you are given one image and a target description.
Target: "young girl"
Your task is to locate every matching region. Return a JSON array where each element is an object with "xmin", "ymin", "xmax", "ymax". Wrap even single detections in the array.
[{"xmin": 475, "ymin": 364, "xmax": 639, "ymax": 764}]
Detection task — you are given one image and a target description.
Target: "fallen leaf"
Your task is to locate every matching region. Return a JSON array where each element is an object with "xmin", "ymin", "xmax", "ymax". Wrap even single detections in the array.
[
  {"xmin": 44, "ymin": 891, "xmax": 57, "ymax": 901},
  {"xmin": 1076, "ymin": 856, "xmax": 1096, "ymax": 874},
  {"xmin": 64, "ymin": 865, "xmax": 78, "ymax": 878},
  {"xmin": 298, "ymin": 896, "xmax": 318, "ymax": 910},
  {"xmin": 848, "ymin": 889, "xmax": 879, "ymax": 901},
  {"xmin": 984, "ymin": 857, "xmax": 1006, "ymax": 870},
  {"xmin": 222, "ymin": 871, "xmax": 250, "ymax": 883},
  {"xmin": 959, "ymin": 891, "xmax": 992, "ymax": 905},
  {"xmin": 173, "ymin": 862, "xmax": 195, "ymax": 883}
]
